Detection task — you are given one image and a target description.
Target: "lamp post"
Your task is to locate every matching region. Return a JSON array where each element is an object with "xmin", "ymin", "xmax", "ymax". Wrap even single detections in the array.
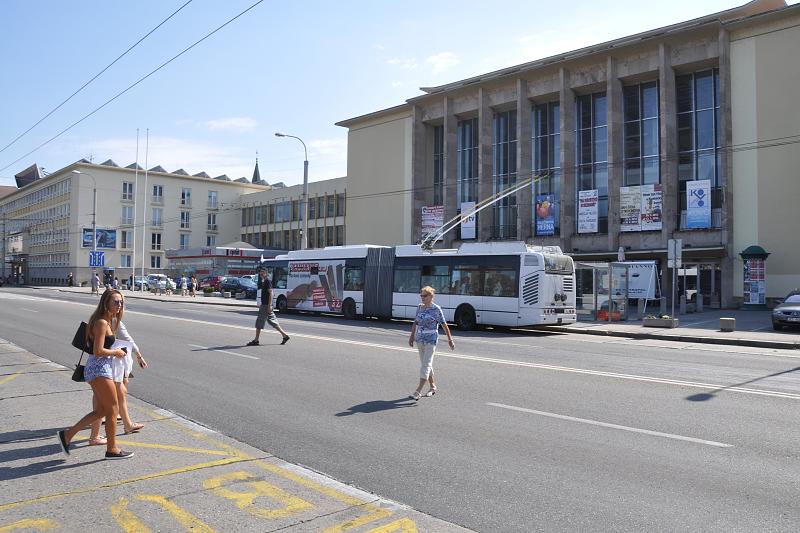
[
  {"xmin": 72, "ymin": 170, "xmax": 97, "ymax": 253},
  {"xmin": 275, "ymin": 132, "xmax": 309, "ymax": 250}
]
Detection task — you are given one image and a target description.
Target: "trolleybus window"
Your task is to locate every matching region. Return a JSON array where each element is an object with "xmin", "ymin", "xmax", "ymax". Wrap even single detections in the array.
[
  {"xmin": 344, "ymin": 265, "xmax": 364, "ymax": 291},
  {"xmin": 269, "ymin": 266, "xmax": 287, "ymax": 289},
  {"xmin": 484, "ymin": 268, "xmax": 518, "ymax": 297},
  {"xmin": 393, "ymin": 266, "xmax": 420, "ymax": 293},
  {"xmin": 421, "ymin": 265, "xmax": 450, "ymax": 294},
  {"xmin": 544, "ymin": 254, "xmax": 573, "ymax": 274},
  {"xmin": 451, "ymin": 266, "xmax": 481, "ymax": 296}
]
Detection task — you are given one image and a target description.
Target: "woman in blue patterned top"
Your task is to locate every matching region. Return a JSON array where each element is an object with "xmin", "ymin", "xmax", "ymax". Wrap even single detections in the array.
[{"xmin": 408, "ymin": 286, "xmax": 455, "ymax": 400}]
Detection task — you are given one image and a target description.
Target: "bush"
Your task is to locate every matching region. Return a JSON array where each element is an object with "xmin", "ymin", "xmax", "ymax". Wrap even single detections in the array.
[{"xmin": 203, "ymin": 286, "xmax": 214, "ymax": 294}]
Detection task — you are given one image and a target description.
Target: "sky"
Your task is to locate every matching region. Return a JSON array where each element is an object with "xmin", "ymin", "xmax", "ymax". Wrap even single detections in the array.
[{"xmin": 0, "ymin": 0, "xmax": 793, "ymax": 188}]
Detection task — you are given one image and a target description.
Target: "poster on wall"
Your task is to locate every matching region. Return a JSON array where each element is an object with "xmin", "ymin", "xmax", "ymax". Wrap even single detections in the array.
[
  {"xmin": 460, "ymin": 201, "xmax": 476, "ymax": 239},
  {"xmin": 82, "ymin": 228, "xmax": 117, "ymax": 249},
  {"xmin": 686, "ymin": 179, "xmax": 711, "ymax": 229},
  {"xmin": 619, "ymin": 186, "xmax": 641, "ymax": 232},
  {"xmin": 535, "ymin": 194, "xmax": 555, "ymax": 236},
  {"xmin": 742, "ymin": 258, "xmax": 766, "ymax": 305},
  {"xmin": 421, "ymin": 205, "xmax": 444, "ymax": 240},
  {"xmin": 640, "ymin": 183, "xmax": 663, "ymax": 231},
  {"xmin": 283, "ymin": 259, "xmax": 344, "ymax": 312},
  {"xmin": 577, "ymin": 189, "xmax": 598, "ymax": 234}
]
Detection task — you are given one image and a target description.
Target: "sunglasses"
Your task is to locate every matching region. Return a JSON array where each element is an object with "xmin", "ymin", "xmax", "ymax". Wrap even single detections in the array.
[
  {"xmin": 110, "ymin": 300, "xmax": 124, "ymax": 307},
  {"xmin": 419, "ymin": 293, "xmax": 432, "ymax": 297}
]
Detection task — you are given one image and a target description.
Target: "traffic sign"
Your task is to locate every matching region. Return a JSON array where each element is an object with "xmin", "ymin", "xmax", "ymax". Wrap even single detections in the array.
[
  {"xmin": 89, "ymin": 251, "xmax": 105, "ymax": 268},
  {"xmin": 667, "ymin": 239, "xmax": 682, "ymax": 268}
]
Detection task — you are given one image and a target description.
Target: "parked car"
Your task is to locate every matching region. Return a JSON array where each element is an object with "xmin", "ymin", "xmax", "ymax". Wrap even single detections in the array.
[
  {"xmin": 240, "ymin": 274, "xmax": 258, "ymax": 283},
  {"xmin": 147, "ymin": 274, "xmax": 176, "ymax": 292},
  {"xmin": 199, "ymin": 275, "xmax": 224, "ymax": 290},
  {"xmin": 220, "ymin": 277, "xmax": 257, "ymax": 299},
  {"xmin": 132, "ymin": 276, "xmax": 149, "ymax": 290},
  {"xmin": 772, "ymin": 291, "xmax": 800, "ymax": 330}
]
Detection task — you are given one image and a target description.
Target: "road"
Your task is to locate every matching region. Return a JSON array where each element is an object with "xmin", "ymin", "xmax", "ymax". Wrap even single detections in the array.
[{"xmin": 1, "ymin": 287, "xmax": 798, "ymax": 531}]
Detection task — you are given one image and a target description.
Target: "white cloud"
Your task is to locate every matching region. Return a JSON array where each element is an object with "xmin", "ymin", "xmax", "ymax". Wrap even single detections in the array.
[
  {"xmin": 375, "ymin": 44, "xmax": 385, "ymax": 51},
  {"xmin": 199, "ymin": 116, "xmax": 258, "ymax": 132},
  {"xmin": 426, "ymin": 52, "xmax": 460, "ymax": 74},
  {"xmin": 308, "ymin": 137, "xmax": 347, "ymax": 160},
  {"xmin": 386, "ymin": 57, "xmax": 418, "ymax": 70}
]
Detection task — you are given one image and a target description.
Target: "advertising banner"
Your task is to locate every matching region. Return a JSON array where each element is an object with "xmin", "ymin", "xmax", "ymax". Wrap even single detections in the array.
[
  {"xmin": 82, "ymin": 228, "xmax": 117, "ymax": 249},
  {"xmin": 577, "ymin": 189, "xmax": 598, "ymax": 234},
  {"xmin": 686, "ymin": 180, "xmax": 711, "ymax": 229},
  {"xmin": 640, "ymin": 184, "xmax": 663, "ymax": 231},
  {"xmin": 535, "ymin": 194, "xmax": 555, "ymax": 236},
  {"xmin": 619, "ymin": 186, "xmax": 641, "ymax": 232},
  {"xmin": 743, "ymin": 258, "xmax": 766, "ymax": 305},
  {"xmin": 285, "ymin": 260, "xmax": 345, "ymax": 312},
  {"xmin": 421, "ymin": 205, "xmax": 444, "ymax": 240},
  {"xmin": 460, "ymin": 201, "xmax": 476, "ymax": 239}
]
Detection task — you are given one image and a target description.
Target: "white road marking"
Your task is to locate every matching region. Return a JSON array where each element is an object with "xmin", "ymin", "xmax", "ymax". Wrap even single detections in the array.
[
  {"xmin": 187, "ymin": 344, "xmax": 259, "ymax": 360},
  {"xmin": 6, "ymin": 292, "xmax": 800, "ymax": 400},
  {"xmin": 487, "ymin": 402, "xmax": 733, "ymax": 448},
  {"xmin": 19, "ymin": 308, "xmax": 39, "ymax": 313}
]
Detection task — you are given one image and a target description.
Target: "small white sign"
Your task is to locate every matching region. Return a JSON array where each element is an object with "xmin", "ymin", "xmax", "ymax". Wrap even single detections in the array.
[{"xmin": 460, "ymin": 201, "xmax": 476, "ymax": 239}]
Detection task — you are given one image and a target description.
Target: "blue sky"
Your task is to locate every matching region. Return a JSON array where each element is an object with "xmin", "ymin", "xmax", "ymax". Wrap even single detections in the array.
[{"xmin": 0, "ymin": 0, "xmax": 791, "ymax": 188}]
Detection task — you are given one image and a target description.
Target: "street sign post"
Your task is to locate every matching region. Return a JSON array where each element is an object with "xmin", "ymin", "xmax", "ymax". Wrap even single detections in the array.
[
  {"xmin": 667, "ymin": 239, "xmax": 682, "ymax": 318},
  {"xmin": 89, "ymin": 251, "xmax": 105, "ymax": 268}
]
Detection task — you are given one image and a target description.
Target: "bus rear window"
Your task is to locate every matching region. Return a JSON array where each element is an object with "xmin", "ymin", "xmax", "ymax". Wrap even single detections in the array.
[{"xmin": 543, "ymin": 254, "xmax": 573, "ymax": 274}]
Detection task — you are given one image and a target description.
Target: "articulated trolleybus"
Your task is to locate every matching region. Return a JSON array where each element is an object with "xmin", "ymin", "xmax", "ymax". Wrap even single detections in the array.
[{"xmin": 260, "ymin": 241, "xmax": 576, "ymax": 329}]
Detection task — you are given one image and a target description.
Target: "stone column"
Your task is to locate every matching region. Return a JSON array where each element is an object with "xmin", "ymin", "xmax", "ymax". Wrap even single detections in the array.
[
  {"xmin": 517, "ymin": 79, "xmax": 533, "ymax": 242},
  {"xmin": 658, "ymin": 43, "xmax": 677, "ymax": 303},
  {"xmin": 443, "ymin": 96, "xmax": 458, "ymax": 247},
  {"xmin": 718, "ymin": 26, "xmax": 735, "ymax": 308},
  {"xmin": 559, "ymin": 67, "xmax": 576, "ymax": 251},
  {"xmin": 606, "ymin": 56, "xmax": 623, "ymax": 252},
  {"xmin": 411, "ymin": 105, "xmax": 428, "ymax": 244},
  {"xmin": 477, "ymin": 88, "xmax": 494, "ymax": 240}
]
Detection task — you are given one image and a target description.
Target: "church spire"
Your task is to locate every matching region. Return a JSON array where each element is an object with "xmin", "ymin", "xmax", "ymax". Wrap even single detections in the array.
[{"xmin": 252, "ymin": 152, "xmax": 261, "ymax": 183}]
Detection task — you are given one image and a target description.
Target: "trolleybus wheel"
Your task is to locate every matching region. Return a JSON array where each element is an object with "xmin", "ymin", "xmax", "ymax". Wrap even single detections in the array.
[
  {"xmin": 343, "ymin": 298, "xmax": 358, "ymax": 320},
  {"xmin": 276, "ymin": 295, "xmax": 288, "ymax": 313},
  {"xmin": 455, "ymin": 304, "xmax": 476, "ymax": 331}
]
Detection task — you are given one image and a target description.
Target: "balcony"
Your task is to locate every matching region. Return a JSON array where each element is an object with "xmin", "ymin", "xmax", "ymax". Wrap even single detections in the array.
[
  {"xmin": 120, "ymin": 218, "xmax": 134, "ymax": 226},
  {"xmin": 121, "ymin": 193, "xmax": 134, "ymax": 202},
  {"xmin": 207, "ymin": 201, "xmax": 219, "ymax": 210},
  {"xmin": 180, "ymin": 200, "xmax": 192, "ymax": 208},
  {"xmin": 207, "ymin": 224, "xmax": 218, "ymax": 232},
  {"xmin": 151, "ymin": 220, "xmax": 164, "ymax": 229},
  {"xmin": 151, "ymin": 196, "xmax": 164, "ymax": 205}
]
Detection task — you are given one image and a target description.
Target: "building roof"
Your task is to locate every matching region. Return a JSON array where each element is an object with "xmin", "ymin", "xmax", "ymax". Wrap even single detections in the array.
[
  {"xmin": 125, "ymin": 163, "xmax": 144, "ymax": 170},
  {"xmin": 214, "ymin": 174, "xmax": 231, "ymax": 181},
  {"xmin": 148, "ymin": 165, "xmax": 167, "ymax": 173},
  {"xmin": 0, "ymin": 185, "xmax": 17, "ymax": 199},
  {"xmin": 100, "ymin": 159, "xmax": 119, "ymax": 167},
  {"xmin": 172, "ymin": 168, "xmax": 189, "ymax": 175},
  {"xmin": 193, "ymin": 171, "xmax": 211, "ymax": 178},
  {"xmin": 14, "ymin": 163, "xmax": 43, "ymax": 188}
]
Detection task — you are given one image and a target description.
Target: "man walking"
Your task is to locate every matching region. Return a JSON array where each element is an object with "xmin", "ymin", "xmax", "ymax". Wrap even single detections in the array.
[
  {"xmin": 247, "ymin": 269, "xmax": 290, "ymax": 346},
  {"xmin": 90, "ymin": 270, "xmax": 99, "ymax": 295}
]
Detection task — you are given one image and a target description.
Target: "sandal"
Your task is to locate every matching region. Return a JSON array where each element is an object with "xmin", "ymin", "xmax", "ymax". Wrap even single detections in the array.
[
  {"xmin": 88, "ymin": 436, "xmax": 107, "ymax": 446},
  {"xmin": 410, "ymin": 391, "xmax": 421, "ymax": 401},
  {"xmin": 425, "ymin": 388, "xmax": 437, "ymax": 397},
  {"xmin": 124, "ymin": 423, "xmax": 145, "ymax": 435}
]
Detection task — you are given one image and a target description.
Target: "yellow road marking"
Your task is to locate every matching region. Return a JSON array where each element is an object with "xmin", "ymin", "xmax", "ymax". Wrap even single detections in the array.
[
  {"xmin": 111, "ymin": 495, "xmax": 216, "ymax": 533},
  {"xmin": 0, "ymin": 372, "xmax": 21, "ymax": 386},
  {"xmin": 367, "ymin": 518, "xmax": 420, "ymax": 533},
  {"xmin": 203, "ymin": 471, "xmax": 314, "ymax": 519},
  {"xmin": 0, "ymin": 519, "xmax": 59, "ymax": 532}
]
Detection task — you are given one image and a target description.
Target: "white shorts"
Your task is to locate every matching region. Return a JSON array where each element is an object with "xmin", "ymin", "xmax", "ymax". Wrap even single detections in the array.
[{"xmin": 111, "ymin": 353, "xmax": 133, "ymax": 382}]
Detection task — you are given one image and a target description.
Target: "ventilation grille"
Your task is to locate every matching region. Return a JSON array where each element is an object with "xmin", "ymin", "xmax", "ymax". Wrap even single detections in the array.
[
  {"xmin": 563, "ymin": 277, "xmax": 574, "ymax": 292},
  {"xmin": 522, "ymin": 274, "xmax": 539, "ymax": 305}
]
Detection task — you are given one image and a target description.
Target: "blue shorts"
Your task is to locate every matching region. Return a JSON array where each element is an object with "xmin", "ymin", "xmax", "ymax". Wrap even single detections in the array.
[{"xmin": 84, "ymin": 355, "xmax": 113, "ymax": 382}]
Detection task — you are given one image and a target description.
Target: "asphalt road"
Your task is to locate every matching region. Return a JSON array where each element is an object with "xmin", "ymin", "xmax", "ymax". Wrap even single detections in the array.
[{"xmin": 1, "ymin": 287, "xmax": 798, "ymax": 532}]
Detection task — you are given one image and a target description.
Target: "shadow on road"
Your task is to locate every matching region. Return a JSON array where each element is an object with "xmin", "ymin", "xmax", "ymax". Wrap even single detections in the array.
[
  {"xmin": 686, "ymin": 365, "xmax": 800, "ymax": 402},
  {"xmin": 335, "ymin": 397, "xmax": 418, "ymax": 416}
]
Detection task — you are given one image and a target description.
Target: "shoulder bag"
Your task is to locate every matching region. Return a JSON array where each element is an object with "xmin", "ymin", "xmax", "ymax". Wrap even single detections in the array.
[{"xmin": 70, "ymin": 322, "xmax": 88, "ymax": 382}]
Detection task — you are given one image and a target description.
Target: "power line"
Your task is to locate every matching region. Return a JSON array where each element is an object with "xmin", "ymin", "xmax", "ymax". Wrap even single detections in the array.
[
  {"xmin": 0, "ymin": 0, "xmax": 266, "ymax": 175},
  {"xmin": 0, "ymin": 0, "xmax": 194, "ymax": 156}
]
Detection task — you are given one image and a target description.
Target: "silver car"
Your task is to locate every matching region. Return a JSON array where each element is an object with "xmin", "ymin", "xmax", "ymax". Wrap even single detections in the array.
[{"xmin": 772, "ymin": 291, "xmax": 800, "ymax": 330}]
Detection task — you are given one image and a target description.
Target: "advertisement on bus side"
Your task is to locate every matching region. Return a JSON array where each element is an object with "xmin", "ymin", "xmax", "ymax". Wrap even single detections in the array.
[{"xmin": 286, "ymin": 259, "xmax": 345, "ymax": 312}]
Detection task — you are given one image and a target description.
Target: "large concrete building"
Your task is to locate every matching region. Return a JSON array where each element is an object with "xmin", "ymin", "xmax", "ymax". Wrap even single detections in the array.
[
  {"xmin": 0, "ymin": 160, "xmax": 267, "ymax": 285},
  {"xmin": 337, "ymin": 0, "xmax": 799, "ymax": 308}
]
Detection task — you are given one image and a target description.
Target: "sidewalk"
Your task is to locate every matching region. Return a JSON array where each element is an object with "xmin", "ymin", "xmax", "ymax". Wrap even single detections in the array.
[
  {"xmin": 0, "ymin": 336, "xmax": 469, "ymax": 532},
  {"xmin": 34, "ymin": 286, "xmax": 800, "ymax": 350}
]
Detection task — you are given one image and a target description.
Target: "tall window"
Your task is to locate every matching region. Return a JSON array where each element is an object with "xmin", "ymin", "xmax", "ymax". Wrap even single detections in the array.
[
  {"xmin": 492, "ymin": 110, "xmax": 517, "ymax": 239},
  {"xmin": 206, "ymin": 234, "xmax": 216, "ymax": 247},
  {"xmin": 576, "ymin": 92, "xmax": 608, "ymax": 233},
  {"xmin": 456, "ymin": 118, "xmax": 479, "ymax": 203},
  {"xmin": 120, "ymin": 230, "xmax": 132, "ymax": 249},
  {"xmin": 532, "ymin": 101, "xmax": 561, "ymax": 235},
  {"xmin": 179, "ymin": 234, "xmax": 190, "ymax": 249},
  {"xmin": 120, "ymin": 254, "xmax": 132, "ymax": 268},
  {"xmin": 433, "ymin": 125, "xmax": 444, "ymax": 205},
  {"xmin": 624, "ymin": 82, "xmax": 660, "ymax": 186},
  {"xmin": 676, "ymin": 69, "xmax": 722, "ymax": 227},
  {"xmin": 335, "ymin": 193, "xmax": 345, "ymax": 216},
  {"xmin": 150, "ymin": 255, "xmax": 161, "ymax": 268},
  {"xmin": 151, "ymin": 233, "xmax": 162, "ymax": 251},
  {"xmin": 122, "ymin": 182, "xmax": 134, "ymax": 201},
  {"xmin": 180, "ymin": 211, "xmax": 191, "ymax": 229},
  {"xmin": 327, "ymin": 195, "xmax": 335, "ymax": 217},
  {"xmin": 207, "ymin": 213, "xmax": 217, "ymax": 230},
  {"xmin": 121, "ymin": 206, "xmax": 134, "ymax": 225},
  {"xmin": 180, "ymin": 187, "xmax": 191, "ymax": 206},
  {"xmin": 152, "ymin": 207, "xmax": 163, "ymax": 227},
  {"xmin": 152, "ymin": 184, "xmax": 163, "ymax": 203},
  {"xmin": 207, "ymin": 190, "xmax": 218, "ymax": 209}
]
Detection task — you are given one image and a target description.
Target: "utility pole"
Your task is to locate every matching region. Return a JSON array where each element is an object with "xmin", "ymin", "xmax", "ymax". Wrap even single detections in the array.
[{"xmin": 1, "ymin": 214, "xmax": 5, "ymax": 282}]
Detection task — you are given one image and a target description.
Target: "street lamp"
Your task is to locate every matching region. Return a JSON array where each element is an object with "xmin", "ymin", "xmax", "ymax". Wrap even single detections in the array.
[
  {"xmin": 72, "ymin": 170, "xmax": 97, "ymax": 253},
  {"xmin": 275, "ymin": 132, "xmax": 309, "ymax": 250}
]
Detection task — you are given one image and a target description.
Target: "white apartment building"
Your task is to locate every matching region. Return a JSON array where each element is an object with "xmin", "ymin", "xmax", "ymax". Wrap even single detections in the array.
[{"xmin": 1, "ymin": 159, "xmax": 267, "ymax": 285}]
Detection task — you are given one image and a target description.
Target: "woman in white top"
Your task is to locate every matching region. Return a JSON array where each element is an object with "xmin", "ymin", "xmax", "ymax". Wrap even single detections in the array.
[{"xmin": 88, "ymin": 320, "xmax": 148, "ymax": 444}]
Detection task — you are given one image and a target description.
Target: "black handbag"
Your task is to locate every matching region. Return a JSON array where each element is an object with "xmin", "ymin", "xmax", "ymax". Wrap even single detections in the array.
[{"xmin": 71, "ymin": 322, "xmax": 88, "ymax": 382}]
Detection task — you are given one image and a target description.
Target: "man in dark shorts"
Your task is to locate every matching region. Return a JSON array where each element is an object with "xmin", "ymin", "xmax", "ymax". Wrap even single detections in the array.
[{"xmin": 247, "ymin": 269, "xmax": 290, "ymax": 346}]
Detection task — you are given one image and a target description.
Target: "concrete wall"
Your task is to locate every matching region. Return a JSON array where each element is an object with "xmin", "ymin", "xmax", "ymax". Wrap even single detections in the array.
[
  {"xmin": 730, "ymin": 12, "xmax": 800, "ymax": 298},
  {"xmin": 343, "ymin": 108, "xmax": 413, "ymax": 245}
]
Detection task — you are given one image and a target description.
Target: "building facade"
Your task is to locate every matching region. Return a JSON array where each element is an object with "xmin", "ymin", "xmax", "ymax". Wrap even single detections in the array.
[
  {"xmin": 0, "ymin": 160, "xmax": 267, "ymax": 285},
  {"xmin": 239, "ymin": 177, "xmax": 347, "ymax": 250},
  {"xmin": 338, "ymin": 0, "xmax": 799, "ymax": 308}
]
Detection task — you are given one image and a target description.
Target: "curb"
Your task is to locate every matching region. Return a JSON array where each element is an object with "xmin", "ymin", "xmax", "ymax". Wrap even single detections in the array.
[{"xmin": 33, "ymin": 286, "xmax": 258, "ymax": 310}]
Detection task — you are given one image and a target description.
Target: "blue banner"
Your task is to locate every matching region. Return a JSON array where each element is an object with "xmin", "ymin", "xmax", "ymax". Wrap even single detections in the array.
[
  {"xmin": 535, "ymin": 194, "xmax": 555, "ymax": 236},
  {"xmin": 686, "ymin": 180, "xmax": 711, "ymax": 229}
]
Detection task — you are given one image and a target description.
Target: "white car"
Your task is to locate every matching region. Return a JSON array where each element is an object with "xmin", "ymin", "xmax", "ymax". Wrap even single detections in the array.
[{"xmin": 240, "ymin": 274, "xmax": 257, "ymax": 283}]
